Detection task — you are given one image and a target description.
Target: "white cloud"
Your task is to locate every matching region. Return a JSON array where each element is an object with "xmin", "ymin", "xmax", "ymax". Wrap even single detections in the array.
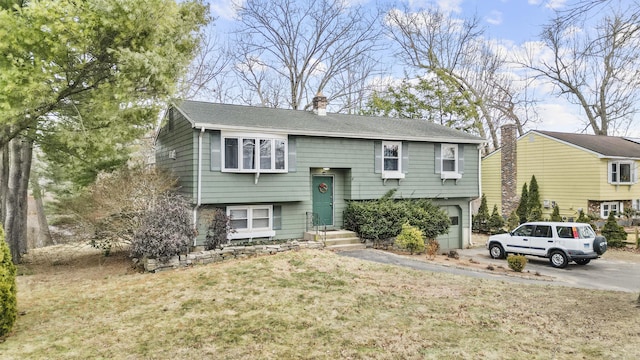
[
  {"xmin": 437, "ymin": 0, "xmax": 462, "ymax": 13},
  {"xmin": 210, "ymin": 0, "xmax": 242, "ymax": 21},
  {"xmin": 485, "ymin": 10, "xmax": 503, "ymax": 25}
]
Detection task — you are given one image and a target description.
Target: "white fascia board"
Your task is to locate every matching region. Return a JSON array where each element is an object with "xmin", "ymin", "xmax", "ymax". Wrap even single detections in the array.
[{"xmin": 192, "ymin": 122, "xmax": 486, "ymax": 145}]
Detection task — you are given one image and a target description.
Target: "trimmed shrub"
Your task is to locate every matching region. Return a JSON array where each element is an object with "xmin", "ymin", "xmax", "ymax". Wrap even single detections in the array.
[
  {"xmin": 507, "ymin": 254, "xmax": 527, "ymax": 272},
  {"xmin": 204, "ymin": 208, "xmax": 234, "ymax": 250},
  {"xmin": 0, "ymin": 226, "xmax": 17, "ymax": 338},
  {"xmin": 344, "ymin": 190, "xmax": 449, "ymax": 244},
  {"xmin": 395, "ymin": 223, "xmax": 425, "ymax": 254},
  {"xmin": 601, "ymin": 212, "xmax": 628, "ymax": 248},
  {"xmin": 130, "ymin": 194, "xmax": 194, "ymax": 261}
]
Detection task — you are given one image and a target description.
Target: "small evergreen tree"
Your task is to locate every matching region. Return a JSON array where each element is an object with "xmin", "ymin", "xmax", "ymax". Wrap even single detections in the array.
[
  {"xmin": 576, "ymin": 210, "xmax": 590, "ymax": 223},
  {"xmin": 0, "ymin": 226, "xmax": 17, "ymax": 338},
  {"xmin": 473, "ymin": 194, "xmax": 490, "ymax": 233},
  {"xmin": 507, "ymin": 211, "xmax": 520, "ymax": 231},
  {"xmin": 515, "ymin": 183, "xmax": 529, "ymax": 224},
  {"xmin": 527, "ymin": 176, "xmax": 543, "ymax": 221},
  {"xmin": 550, "ymin": 204, "xmax": 562, "ymax": 221},
  {"xmin": 488, "ymin": 205, "xmax": 505, "ymax": 234},
  {"xmin": 601, "ymin": 212, "xmax": 628, "ymax": 248}
]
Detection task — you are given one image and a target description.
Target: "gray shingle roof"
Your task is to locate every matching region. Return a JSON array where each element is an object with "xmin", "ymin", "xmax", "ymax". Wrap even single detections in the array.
[
  {"xmin": 536, "ymin": 130, "xmax": 640, "ymax": 158},
  {"xmin": 173, "ymin": 100, "xmax": 485, "ymax": 144}
]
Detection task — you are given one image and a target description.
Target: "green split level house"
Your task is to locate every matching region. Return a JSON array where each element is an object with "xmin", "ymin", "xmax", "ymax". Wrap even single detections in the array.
[{"xmin": 154, "ymin": 96, "xmax": 484, "ymax": 250}]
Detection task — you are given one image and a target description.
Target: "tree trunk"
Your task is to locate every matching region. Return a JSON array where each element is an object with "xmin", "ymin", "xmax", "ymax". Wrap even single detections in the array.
[{"xmin": 0, "ymin": 136, "xmax": 33, "ymax": 263}]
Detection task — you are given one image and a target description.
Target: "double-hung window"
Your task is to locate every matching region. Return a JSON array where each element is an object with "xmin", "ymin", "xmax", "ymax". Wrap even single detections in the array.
[
  {"xmin": 440, "ymin": 144, "xmax": 462, "ymax": 180},
  {"xmin": 381, "ymin": 141, "xmax": 405, "ymax": 179},
  {"xmin": 223, "ymin": 132, "xmax": 287, "ymax": 173},
  {"xmin": 227, "ymin": 205, "xmax": 276, "ymax": 240},
  {"xmin": 601, "ymin": 202, "xmax": 621, "ymax": 218},
  {"xmin": 609, "ymin": 160, "xmax": 636, "ymax": 184}
]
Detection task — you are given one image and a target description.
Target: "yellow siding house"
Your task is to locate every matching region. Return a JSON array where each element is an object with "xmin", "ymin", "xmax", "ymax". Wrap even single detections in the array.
[{"xmin": 483, "ymin": 125, "xmax": 640, "ymax": 220}]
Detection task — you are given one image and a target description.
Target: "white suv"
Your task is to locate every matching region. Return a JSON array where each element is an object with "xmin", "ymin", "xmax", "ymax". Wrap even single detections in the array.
[{"xmin": 486, "ymin": 222, "xmax": 607, "ymax": 268}]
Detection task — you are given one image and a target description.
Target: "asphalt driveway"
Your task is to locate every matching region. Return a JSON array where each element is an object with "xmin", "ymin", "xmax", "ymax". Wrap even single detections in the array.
[{"xmin": 339, "ymin": 248, "xmax": 640, "ymax": 293}]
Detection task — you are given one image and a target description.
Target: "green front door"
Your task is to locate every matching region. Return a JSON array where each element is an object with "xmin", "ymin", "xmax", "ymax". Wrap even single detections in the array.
[{"xmin": 312, "ymin": 175, "xmax": 334, "ymax": 226}]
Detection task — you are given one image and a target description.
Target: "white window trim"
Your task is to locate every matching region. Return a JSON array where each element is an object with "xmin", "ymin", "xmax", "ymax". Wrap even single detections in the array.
[
  {"xmin": 608, "ymin": 160, "xmax": 637, "ymax": 185},
  {"xmin": 601, "ymin": 201, "xmax": 623, "ymax": 218},
  {"xmin": 222, "ymin": 132, "xmax": 288, "ymax": 174},
  {"xmin": 381, "ymin": 141, "xmax": 405, "ymax": 179},
  {"xmin": 227, "ymin": 205, "xmax": 276, "ymax": 240},
  {"xmin": 441, "ymin": 143, "xmax": 461, "ymax": 180}
]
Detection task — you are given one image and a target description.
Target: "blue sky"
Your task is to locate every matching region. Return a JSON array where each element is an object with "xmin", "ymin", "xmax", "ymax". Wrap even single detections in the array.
[{"xmin": 205, "ymin": 0, "xmax": 639, "ymax": 137}]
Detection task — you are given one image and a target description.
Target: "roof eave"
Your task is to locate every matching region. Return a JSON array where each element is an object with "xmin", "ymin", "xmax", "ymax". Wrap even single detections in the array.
[{"xmin": 192, "ymin": 122, "xmax": 486, "ymax": 144}]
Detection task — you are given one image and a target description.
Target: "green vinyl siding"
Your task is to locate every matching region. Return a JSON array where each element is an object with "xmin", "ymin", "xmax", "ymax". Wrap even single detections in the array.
[{"xmin": 155, "ymin": 111, "xmax": 197, "ymax": 200}]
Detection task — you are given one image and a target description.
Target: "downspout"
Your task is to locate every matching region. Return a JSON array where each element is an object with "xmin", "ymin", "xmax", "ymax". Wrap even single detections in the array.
[
  {"xmin": 470, "ymin": 144, "xmax": 483, "ymax": 246},
  {"xmin": 194, "ymin": 127, "xmax": 205, "ymax": 246}
]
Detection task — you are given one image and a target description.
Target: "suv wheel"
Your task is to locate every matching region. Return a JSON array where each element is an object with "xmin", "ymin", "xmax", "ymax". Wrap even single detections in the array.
[
  {"xmin": 575, "ymin": 259, "xmax": 591, "ymax": 265},
  {"xmin": 489, "ymin": 243, "xmax": 505, "ymax": 259},
  {"xmin": 549, "ymin": 250, "xmax": 568, "ymax": 268}
]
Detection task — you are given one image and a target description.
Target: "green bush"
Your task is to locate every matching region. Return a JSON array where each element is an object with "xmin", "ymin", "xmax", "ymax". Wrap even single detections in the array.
[
  {"xmin": 507, "ymin": 255, "xmax": 527, "ymax": 272},
  {"xmin": 488, "ymin": 205, "xmax": 505, "ymax": 234},
  {"xmin": 130, "ymin": 194, "xmax": 194, "ymax": 261},
  {"xmin": 344, "ymin": 190, "xmax": 449, "ymax": 243},
  {"xmin": 601, "ymin": 212, "xmax": 628, "ymax": 248},
  {"xmin": 507, "ymin": 211, "xmax": 520, "ymax": 231},
  {"xmin": 550, "ymin": 205, "xmax": 562, "ymax": 221},
  {"xmin": 395, "ymin": 223, "xmax": 425, "ymax": 254},
  {"xmin": 0, "ymin": 226, "xmax": 17, "ymax": 338}
]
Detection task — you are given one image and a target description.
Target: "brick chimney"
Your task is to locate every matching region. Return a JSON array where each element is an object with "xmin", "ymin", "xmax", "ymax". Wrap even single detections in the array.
[
  {"xmin": 312, "ymin": 93, "xmax": 327, "ymax": 116},
  {"xmin": 501, "ymin": 124, "xmax": 518, "ymax": 217}
]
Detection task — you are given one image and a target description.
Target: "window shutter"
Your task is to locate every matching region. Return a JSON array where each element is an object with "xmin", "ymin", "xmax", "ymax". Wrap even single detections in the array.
[
  {"xmin": 273, "ymin": 205, "xmax": 282, "ymax": 230},
  {"xmin": 458, "ymin": 145, "xmax": 464, "ymax": 174},
  {"xmin": 374, "ymin": 141, "xmax": 382, "ymax": 174},
  {"xmin": 288, "ymin": 136, "xmax": 296, "ymax": 172},
  {"xmin": 434, "ymin": 143, "xmax": 441, "ymax": 174},
  {"xmin": 401, "ymin": 142, "xmax": 409, "ymax": 174},
  {"xmin": 210, "ymin": 131, "xmax": 221, "ymax": 171},
  {"xmin": 634, "ymin": 162, "xmax": 638, "ymax": 183},
  {"xmin": 607, "ymin": 161, "xmax": 613, "ymax": 183}
]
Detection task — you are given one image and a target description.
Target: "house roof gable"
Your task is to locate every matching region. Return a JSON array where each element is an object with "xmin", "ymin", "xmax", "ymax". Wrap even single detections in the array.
[
  {"xmin": 172, "ymin": 100, "xmax": 485, "ymax": 144},
  {"xmin": 535, "ymin": 130, "xmax": 640, "ymax": 159}
]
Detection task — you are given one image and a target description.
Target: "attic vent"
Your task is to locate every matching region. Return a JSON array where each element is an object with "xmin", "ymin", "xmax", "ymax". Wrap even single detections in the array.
[{"xmin": 168, "ymin": 150, "xmax": 177, "ymax": 159}]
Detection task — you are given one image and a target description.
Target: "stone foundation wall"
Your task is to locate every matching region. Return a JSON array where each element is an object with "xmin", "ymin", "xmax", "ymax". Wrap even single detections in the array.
[{"xmin": 141, "ymin": 240, "xmax": 324, "ymax": 273}]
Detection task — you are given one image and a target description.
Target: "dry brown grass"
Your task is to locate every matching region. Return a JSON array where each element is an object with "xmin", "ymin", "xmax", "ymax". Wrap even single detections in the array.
[{"xmin": 1, "ymin": 245, "xmax": 639, "ymax": 359}]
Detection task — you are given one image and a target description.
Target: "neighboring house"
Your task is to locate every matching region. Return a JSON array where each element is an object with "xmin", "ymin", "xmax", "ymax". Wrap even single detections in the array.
[
  {"xmin": 154, "ymin": 96, "xmax": 484, "ymax": 249},
  {"xmin": 483, "ymin": 124, "xmax": 640, "ymax": 220}
]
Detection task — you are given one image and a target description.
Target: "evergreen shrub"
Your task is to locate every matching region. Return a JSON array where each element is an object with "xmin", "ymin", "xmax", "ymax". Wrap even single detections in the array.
[
  {"xmin": 507, "ymin": 254, "xmax": 527, "ymax": 272},
  {"xmin": 601, "ymin": 212, "xmax": 628, "ymax": 248},
  {"xmin": 395, "ymin": 223, "xmax": 425, "ymax": 254},
  {"xmin": 344, "ymin": 190, "xmax": 449, "ymax": 243},
  {"xmin": 0, "ymin": 226, "xmax": 17, "ymax": 338}
]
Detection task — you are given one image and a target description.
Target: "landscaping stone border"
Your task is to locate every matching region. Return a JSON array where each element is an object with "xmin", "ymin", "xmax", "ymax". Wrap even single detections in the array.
[{"xmin": 141, "ymin": 240, "xmax": 324, "ymax": 273}]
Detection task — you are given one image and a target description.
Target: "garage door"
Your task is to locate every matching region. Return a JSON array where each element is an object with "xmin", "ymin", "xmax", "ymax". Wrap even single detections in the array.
[{"xmin": 437, "ymin": 206, "xmax": 462, "ymax": 250}]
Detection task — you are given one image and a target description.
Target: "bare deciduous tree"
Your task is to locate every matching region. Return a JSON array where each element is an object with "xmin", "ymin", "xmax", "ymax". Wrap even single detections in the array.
[
  {"xmin": 384, "ymin": 7, "xmax": 534, "ymax": 151},
  {"xmin": 520, "ymin": 5, "xmax": 640, "ymax": 135},
  {"xmin": 231, "ymin": 0, "xmax": 383, "ymax": 112}
]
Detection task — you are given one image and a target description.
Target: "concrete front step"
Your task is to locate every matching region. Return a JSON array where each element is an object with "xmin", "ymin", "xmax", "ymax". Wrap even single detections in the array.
[
  {"xmin": 303, "ymin": 230, "xmax": 365, "ymax": 251},
  {"xmin": 303, "ymin": 229, "xmax": 358, "ymax": 241}
]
